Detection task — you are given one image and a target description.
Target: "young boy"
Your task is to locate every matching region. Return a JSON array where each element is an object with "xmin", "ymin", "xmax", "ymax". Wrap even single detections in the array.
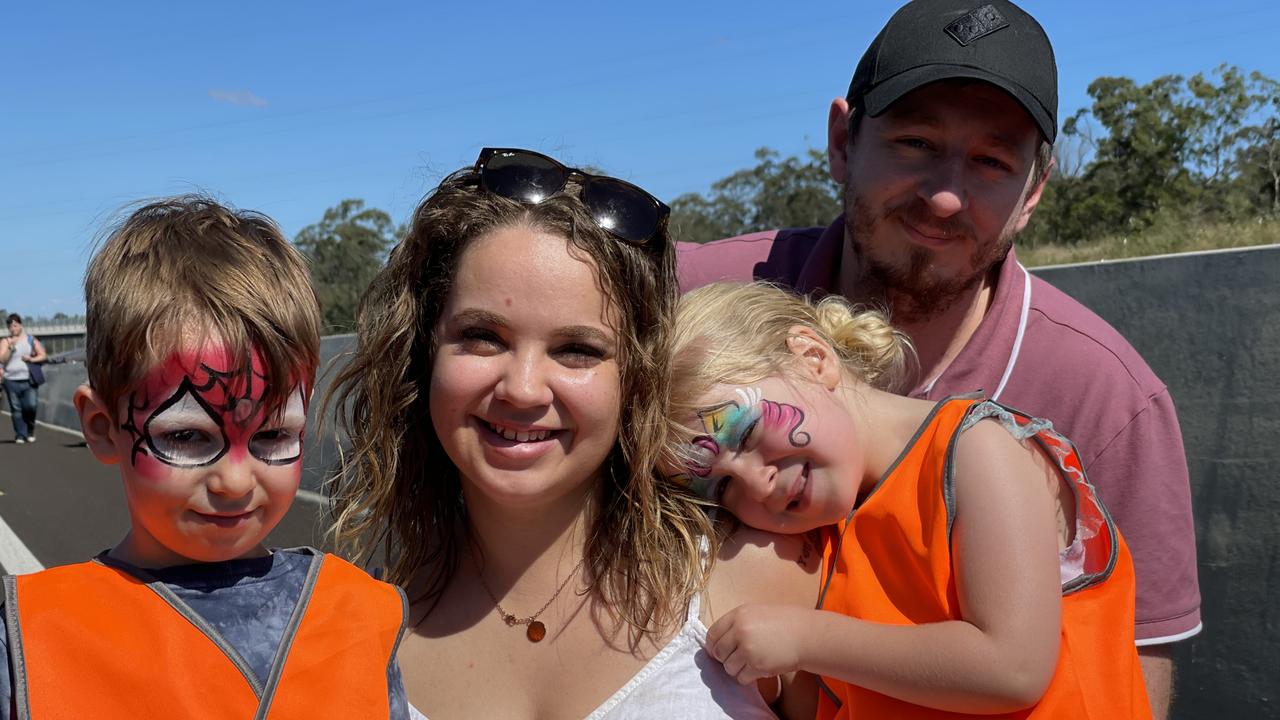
[{"xmin": 1, "ymin": 196, "xmax": 410, "ymax": 718}]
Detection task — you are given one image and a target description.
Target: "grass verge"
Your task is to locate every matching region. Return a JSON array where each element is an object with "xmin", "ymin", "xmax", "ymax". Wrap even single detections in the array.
[{"xmin": 1020, "ymin": 217, "xmax": 1280, "ymax": 267}]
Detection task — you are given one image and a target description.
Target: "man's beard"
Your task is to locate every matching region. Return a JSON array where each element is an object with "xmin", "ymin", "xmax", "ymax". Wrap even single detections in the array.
[{"xmin": 844, "ymin": 192, "xmax": 1014, "ymax": 325}]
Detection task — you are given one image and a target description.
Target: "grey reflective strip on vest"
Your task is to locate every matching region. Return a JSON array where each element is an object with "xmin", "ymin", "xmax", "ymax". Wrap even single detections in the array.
[
  {"xmin": 387, "ymin": 584, "xmax": 410, "ymax": 699},
  {"xmin": 948, "ymin": 400, "xmax": 1054, "ymax": 541},
  {"xmin": 950, "ymin": 400, "xmax": 1119, "ymax": 594},
  {"xmin": 254, "ymin": 550, "xmax": 325, "ymax": 720},
  {"xmin": 92, "ymin": 554, "xmax": 269, "ymax": 699},
  {"xmin": 4, "ymin": 576, "xmax": 31, "ymax": 720}
]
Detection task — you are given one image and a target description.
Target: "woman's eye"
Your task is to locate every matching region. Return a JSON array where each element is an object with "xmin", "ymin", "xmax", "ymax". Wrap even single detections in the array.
[
  {"xmin": 556, "ymin": 343, "xmax": 605, "ymax": 368},
  {"xmin": 458, "ymin": 328, "xmax": 504, "ymax": 352},
  {"xmin": 249, "ymin": 428, "xmax": 303, "ymax": 465}
]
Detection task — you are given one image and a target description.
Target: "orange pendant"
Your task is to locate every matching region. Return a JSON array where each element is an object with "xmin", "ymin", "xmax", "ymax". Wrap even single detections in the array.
[{"xmin": 526, "ymin": 620, "xmax": 547, "ymax": 642}]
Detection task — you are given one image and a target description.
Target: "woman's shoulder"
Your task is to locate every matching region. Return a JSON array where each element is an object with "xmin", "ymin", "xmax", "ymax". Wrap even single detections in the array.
[{"xmin": 703, "ymin": 526, "xmax": 820, "ymax": 623}]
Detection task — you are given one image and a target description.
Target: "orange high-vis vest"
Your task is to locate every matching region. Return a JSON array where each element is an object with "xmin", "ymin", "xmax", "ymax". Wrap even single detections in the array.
[
  {"xmin": 4, "ymin": 550, "xmax": 407, "ymax": 719},
  {"xmin": 816, "ymin": 398, "xmax": 1152, "ymax": 719}
]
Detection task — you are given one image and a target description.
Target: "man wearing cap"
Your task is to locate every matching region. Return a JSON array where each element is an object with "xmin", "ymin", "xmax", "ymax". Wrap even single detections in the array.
[{"xmin": 678, "ymin": 1, "xmax": 1199, "ymax": 715}]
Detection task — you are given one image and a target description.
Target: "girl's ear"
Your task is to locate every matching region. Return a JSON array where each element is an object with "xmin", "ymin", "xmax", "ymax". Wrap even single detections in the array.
[
  {"xmin": 74, "ymin": 385, "xmax": 123, "ymax": 465},
  {"xmin": 784, "ymin": 325, "xmax": 843, "ymax": 391}
]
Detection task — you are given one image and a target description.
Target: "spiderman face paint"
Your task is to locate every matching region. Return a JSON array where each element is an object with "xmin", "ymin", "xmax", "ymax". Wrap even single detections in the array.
[
  {"xmin": 121, "ymin": 350, "xmax": 305, "ymax": 472},
  {"xmin": 672, "ymin": 375, "xmax": 862, "ymax": 534},
  {"xmin": 108, "ymin": 345, "xmax": 307, "ymax": 568}
]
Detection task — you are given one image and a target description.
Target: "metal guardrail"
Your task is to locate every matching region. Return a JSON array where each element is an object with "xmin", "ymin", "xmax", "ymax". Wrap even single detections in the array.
[{"xmin": 24, "ymin": 323, "xmax": 86, "ymax": 336}]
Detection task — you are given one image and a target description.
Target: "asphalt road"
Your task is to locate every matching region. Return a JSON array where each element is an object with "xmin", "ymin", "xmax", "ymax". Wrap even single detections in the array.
[{"xmin": 0, "ymin": 417, "xmax": 329, "ymax": 574}]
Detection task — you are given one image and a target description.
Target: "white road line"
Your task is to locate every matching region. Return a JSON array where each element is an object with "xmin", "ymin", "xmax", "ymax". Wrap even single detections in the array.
[
  {"xmin": 1, "ymin": 414, "xmax": 62, "ymax": 574},
  {"xmin": 0, "ymin": 512, "xmax": 44, "ymax": 575},
  {"xmin": 296, "ymin": 489, "xmax": 326, "ymax": 505}
]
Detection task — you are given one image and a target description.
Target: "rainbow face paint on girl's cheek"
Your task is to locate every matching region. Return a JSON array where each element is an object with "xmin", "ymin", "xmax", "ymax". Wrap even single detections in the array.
[
  {"xmin": 672, "ymin": 386, "xmax": 811, "ymax": 499},
  {"xmin": 120, "ymin": 348, "xmax": 307, "ymax": 470}
]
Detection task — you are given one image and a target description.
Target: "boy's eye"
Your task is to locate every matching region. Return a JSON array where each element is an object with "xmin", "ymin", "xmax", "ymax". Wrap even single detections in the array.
[
  {"xmin": 165, "ymin": 429, "xmax": 207, "ymax": 444},
  {"xmin": 150, "ymin": 427, "xmax": 226, "ymax": 467},
  {"xmin": 249, "ymin": 428, "xmax": 303, "ymax": 465},
  {"xmin": 144, "ymin": 386, "xmax": 227, "ymax": 467}
]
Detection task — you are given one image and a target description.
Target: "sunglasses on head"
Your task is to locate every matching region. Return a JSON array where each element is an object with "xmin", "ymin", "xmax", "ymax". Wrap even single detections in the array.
[{"xmin": 474, "ymin": 147, "xmax": 670, "ymax": 246}]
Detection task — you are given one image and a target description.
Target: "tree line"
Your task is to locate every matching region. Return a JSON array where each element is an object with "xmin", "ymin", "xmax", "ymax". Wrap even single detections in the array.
[{"xmin": 296, "ymin": 65, "xmax": 1280, "ymax": 332}]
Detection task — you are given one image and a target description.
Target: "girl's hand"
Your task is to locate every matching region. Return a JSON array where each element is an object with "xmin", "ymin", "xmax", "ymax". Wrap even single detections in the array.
[{"xmin": 707, "ymin": 603, "xmax": 813, "ymax": 685}]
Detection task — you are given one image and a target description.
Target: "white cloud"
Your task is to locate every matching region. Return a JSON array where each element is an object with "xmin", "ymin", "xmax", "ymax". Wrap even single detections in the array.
[{"xmin": 208, "ymin": 89, "xmax": 268, "ymax": 107}]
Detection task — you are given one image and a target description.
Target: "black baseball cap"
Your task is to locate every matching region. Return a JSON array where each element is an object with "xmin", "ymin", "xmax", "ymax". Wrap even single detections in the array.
[{"xmin": 847, "ymin": 0, "xmax": 1058, "ymax": 142}]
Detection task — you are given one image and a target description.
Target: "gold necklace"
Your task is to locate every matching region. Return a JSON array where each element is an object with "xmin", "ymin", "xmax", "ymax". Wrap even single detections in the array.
[{"xmin": 472, "ymin": 553, "xmax": 586, "ymax": 643}]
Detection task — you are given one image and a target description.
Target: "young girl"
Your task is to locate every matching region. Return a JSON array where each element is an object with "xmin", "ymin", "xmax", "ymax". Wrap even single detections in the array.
[{"xmin": 665, "ymin": 282, "xmax": 1151, "ymax": 719}]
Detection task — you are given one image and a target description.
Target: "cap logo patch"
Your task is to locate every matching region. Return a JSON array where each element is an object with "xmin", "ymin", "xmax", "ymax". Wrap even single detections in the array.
[{"xmin": 944, "ymin": 4, "xmax": 1009, "ymax": 46}]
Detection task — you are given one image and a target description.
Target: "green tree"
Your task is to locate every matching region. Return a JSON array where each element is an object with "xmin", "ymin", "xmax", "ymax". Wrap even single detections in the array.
[
  {"xmin": 1184, "ymin": 65, "xmax": 1273, "ymax": 219},
  {"xmin": 1025, "ymin": 67, "xmax": 1276, "ymax": 246},
  {"xmin": 1235, "ymin": 73, "xmax": 1280, "ymax": 216},
  {"xmin": 1070, "ymin": 74, "xmax": 1200, "ymax": 234},
  {"xmin": 669, "ymin": 148, "xmax": 840, "ymax": 243},
  {"xmin": 295, "ymin": 199, "xmax": 396, "ymax": 333}
]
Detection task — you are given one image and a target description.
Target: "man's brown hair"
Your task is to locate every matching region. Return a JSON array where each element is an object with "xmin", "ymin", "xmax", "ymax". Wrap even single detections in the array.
[{"xmin": 84, "ymin": 195, "xmax": 321, "ymax": 420}]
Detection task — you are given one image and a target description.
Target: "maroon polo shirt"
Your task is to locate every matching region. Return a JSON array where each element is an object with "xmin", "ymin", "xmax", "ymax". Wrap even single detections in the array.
[{"xmin": 677, "ymin": 218, "xmax": 1202, "ymax": 644}]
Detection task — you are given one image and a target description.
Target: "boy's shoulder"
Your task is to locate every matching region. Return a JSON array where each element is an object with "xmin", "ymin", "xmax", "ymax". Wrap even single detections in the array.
[
  {"xmin": 4, "ymin": 548, "xmax": 321, "ymax": 605},
  {"xmin": 7, "ymin": 548, "xmax": 392, "ymax": 601}
]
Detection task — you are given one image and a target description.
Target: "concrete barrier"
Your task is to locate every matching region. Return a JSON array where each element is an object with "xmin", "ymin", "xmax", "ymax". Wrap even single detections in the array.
[
  {"xmin": 1033, "ymin": 244, "xmax": 1280, "ymax": 719},
  {"xmin": 21, "ymin": 244, "xmax": 1280, "ymax": 716}
]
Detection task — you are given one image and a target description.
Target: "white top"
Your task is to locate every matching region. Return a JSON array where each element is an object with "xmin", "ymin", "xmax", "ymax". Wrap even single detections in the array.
[
  {"xmin": 408, "ymin": 589, "xmax": 776, "ymax": 719},
  {"xmin": 2, "ymin": 335, "xmax": 32, "ymax": 381}
]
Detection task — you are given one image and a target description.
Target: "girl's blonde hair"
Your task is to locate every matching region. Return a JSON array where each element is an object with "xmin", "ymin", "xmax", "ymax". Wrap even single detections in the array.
[
  {"xmin": 326, "ymin": 167, "xmax": 713, "ymax": 643},
  {"xmin": 667, "ymin": 282, "xmax": 912, "ymax": 452}
]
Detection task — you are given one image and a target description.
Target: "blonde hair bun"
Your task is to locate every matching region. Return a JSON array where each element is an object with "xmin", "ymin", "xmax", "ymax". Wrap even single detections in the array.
[{"xmin": 812, "ymin": 296, "xmax": 910, "ymax": 392}]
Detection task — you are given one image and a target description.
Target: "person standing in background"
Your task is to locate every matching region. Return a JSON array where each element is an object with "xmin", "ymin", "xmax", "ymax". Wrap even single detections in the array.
[{"xmin": 1, "ymin": 313, "xmax": 46, "ymax": 444}]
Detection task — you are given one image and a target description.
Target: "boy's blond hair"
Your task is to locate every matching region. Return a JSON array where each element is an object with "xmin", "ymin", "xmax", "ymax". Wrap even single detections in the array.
[{"xmin": 84, "ymin": 195, "xmax": 321, "ymax": 419}]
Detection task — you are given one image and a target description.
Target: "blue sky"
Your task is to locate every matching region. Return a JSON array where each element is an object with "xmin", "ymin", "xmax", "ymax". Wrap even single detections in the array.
[{"xmin": 4, "ymin": 0, "xmax": 1279, "ymax": 318}]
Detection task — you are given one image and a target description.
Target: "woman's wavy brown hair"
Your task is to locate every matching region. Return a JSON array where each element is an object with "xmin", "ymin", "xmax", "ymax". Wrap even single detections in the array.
[{"xmin": 326, "ymin": 165, "xmax": 714, "ymax": 640}]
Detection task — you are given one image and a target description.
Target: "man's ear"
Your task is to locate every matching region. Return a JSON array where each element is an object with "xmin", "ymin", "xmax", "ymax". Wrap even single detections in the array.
[
  {"xmin": 827, "ymin": 97, "xmax": 853, "ymax": 185},
  {"xmin": 1013, "ymin": 155, "xmax": 1054, "ymax": 234},
  {"xmin": 74, "ymin": 385, "xmax": 122, "ymax": 465},
  {"xmin": 784, "ymin": 325, "xmax": 843, "ymax": 391}
]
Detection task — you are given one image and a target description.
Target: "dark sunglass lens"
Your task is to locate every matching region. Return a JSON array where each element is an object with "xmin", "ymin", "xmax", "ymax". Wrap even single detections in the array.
[
  {"xmin": 483, "ymin": 151, "xmax": 566, "ymax": 203},
  {"xmin": 583, "ymin": 179, "xmax": 661, "ymax": 244}
]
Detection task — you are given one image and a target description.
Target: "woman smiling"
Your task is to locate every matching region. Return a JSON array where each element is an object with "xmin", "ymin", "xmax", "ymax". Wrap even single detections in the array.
[{"xmin": 327, "ymin": 149, "xmax": 817, "ymax": 719}]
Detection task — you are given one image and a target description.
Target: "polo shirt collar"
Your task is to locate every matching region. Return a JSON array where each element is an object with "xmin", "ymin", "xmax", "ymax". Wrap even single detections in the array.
[
  {"xmin": 909, "ymin": 247, "xmax": 1030, "ymax": 400},
  {"xmin": 794, "ymin": 216, "xmax": 846, "ymax": 295}
]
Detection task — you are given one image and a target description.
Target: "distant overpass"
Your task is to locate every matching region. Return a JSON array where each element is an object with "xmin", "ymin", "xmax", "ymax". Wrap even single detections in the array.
[{"xmin": 24, "ymin": 322, "xmax": 86, "ymax": 355}]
